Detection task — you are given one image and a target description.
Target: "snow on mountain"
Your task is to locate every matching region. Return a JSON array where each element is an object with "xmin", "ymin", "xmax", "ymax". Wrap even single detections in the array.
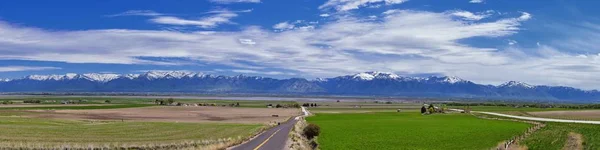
[
  {"xmin": 314, "ymin": 78, "xmax": 328, "ymax": 82},
  {"xmin": 351, "ymin": 71, "xmax": 400, "ymax": 80},
  {"xmin": 428, "ymin": 76, "xmax": 467, "ymax": 84},
  {"xmin": 500, "ymin": 81, "xmax": 534, "ymax": 88},
  {"xmin": 140, "ymin": 71, "xmax": 199, "ymax": 80},
  {"xmin": 80, "ymin": 73, "xmax": 120, "ymax": 82},
  {"xmin": 123, "ymin": 74, "xmax": 141, "ymax": 79},
  {"xmin": 26, "ymin": 74, "xmax": 72, "ymax": 81}
]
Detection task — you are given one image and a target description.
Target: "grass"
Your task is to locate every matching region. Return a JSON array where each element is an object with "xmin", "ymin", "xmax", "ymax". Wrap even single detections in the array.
[
  {"xmin": 306, "ymin": 112, "xmax": 531, "ymax": 150},
  {"xmin": 0, "ymin": 116, "xmax": 263, "ymax": 149},
  {"xmin": 523, "ymin": 123, "xmax": 600, "ymax": 150}
]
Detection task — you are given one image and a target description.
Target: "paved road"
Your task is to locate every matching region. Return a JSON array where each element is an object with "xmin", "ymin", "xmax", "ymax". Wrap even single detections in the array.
[
  {"xmin": 450, "ymin": 109, "xmax": 600, "ymax": 124},
  {"xmin": 231, "ymin": 118, "xmax": 298, "ymax": 150},
  {"xmin": 231, "ymin": 107, "xmax": 310, "ymax": 150}
]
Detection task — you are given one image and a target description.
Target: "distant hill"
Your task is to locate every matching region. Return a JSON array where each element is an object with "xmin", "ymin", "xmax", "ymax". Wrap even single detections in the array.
[{"xmin": 1, "ymin": 71, "xmax": 599, "ymax": 103}]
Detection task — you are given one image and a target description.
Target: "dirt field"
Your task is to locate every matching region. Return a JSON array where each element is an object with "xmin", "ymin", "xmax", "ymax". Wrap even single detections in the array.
[
  {"xmin": 25, "ymin": 106, "xmax": 300, "ymax": 124},
  {"xmin": 529, "ymin": 110, "xmax": 600, "ymax": 121},
  {"xmin": 0, "ymin": 104, "xmax": 114, "ymax": 107}
]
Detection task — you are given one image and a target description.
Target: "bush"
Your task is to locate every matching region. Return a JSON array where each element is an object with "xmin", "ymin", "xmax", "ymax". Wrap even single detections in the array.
[
  {"xmin": 310, "ymin": 139, "xmax": 319, "ymax": 149},
  {"xmin": 105, "ymin": 100, "xmax": 111, "ymax": 103},
  {"xmin": 23, "ymin": 100, "xmax": 41, "ymax": 103},
  {"xmin": 303, "ymin": 123, "xmax": 321, "ymax": 140}
]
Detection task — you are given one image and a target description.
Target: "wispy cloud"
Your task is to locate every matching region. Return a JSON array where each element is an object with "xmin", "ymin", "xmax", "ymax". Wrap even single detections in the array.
[
  {"xmin": 469, "ymin": 0, "xmax": 484, "ymax": 4},
  {"xmin": 0, "ymin": 66, "xmax": 61, "ymax": 72},
  {"xmin": 106, "ymin": 10, "xmax": 164, "ymax": 17},
  {"xmin": 150, "ymin": 12, "xmax": 238, "ymax": 28},
  {"xmin": 231, "ymin": 69, "xmax": 294, "ymax": 75},
  {"xmin": 109, "ymin": 9, "xmax": 248, "ymax": 29},
  {"xmin": 273, "ymin": 22, "xmax": 295, "ymax": 30},
  {"xmin": 448, "ymin": 10, "xmax": 492, "ymax": 21},
  {"xmin": 320, "ymin": 0, "xmax": 409, "ymax": 12},
  {"xmin": 208, "ymin": 0, "xmax": 260, "ymax": 4}
]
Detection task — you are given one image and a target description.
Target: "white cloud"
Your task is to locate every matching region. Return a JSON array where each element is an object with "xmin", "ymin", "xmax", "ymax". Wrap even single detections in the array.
[
  {"xmin": 239, "ymin": 39, "xmax": 256, "ymax": 45},
  {"xmin": 209, "ymin": 0, "xmax": 260, "ymax": 4},
  {"xmin": 518, "ymin": 12, "xmax": 532, "ymax": 21},
  {"xmin": 320, "ymin": 0, "xmax": 409, "ymax": 12},
  {"xmin": 508, "ymin": 39, "xmax": 518, "ymax": 45},
  {"xmin": 107, "ymin": 10, "xmax": 163, "ymax": 17},
  {"xmin": 150, "ymin": 11, "xmax": 238, "ymax": 28},
  {"xmin": 231, "ymin": 69, "xmax": 292, "ymax": 75},
  {"xmin": 320, "ymin": 14, "xmax": 330, "ymax": 17},
  {"xmin": 0, "ymin": 66, "xmax": 61, "ymax": 72},
  {"xmin": 273, "ymin": 22, "xmax": 295, "ymax": 30},
  {"xmin": 469, "ymin": 0, "xmax": 484, "ymax": 4},
  {"xmin": 448, "ymin": 10, "xmax": 490, "ymax": 21},
  {"xmin": 110, "ymin": 9, "xmax": 247, "ymax": 29},
  {"xmin": 10, "ymin": 9, "xmax": 600, "ymax": 89}
]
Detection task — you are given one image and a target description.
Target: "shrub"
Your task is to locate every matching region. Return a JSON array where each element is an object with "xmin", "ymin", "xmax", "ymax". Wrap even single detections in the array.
[
  {"xmin": 167, "ymin": 98, "xmax": 175, "ymax": 104},
  {"xmin": 303, "ymin": 123, "xmax": 321, "ymax": 140},
  {"xmin": 310, "ymin": 139, "xmax": 319, "ymax": 149},
  {"xmin": 105, "ymin": 100, "xmax": 111, "ymax": 103}
]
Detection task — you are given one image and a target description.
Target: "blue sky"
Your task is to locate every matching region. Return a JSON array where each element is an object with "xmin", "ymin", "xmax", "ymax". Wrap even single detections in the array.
[{"xmin": 1, "ymin": 0, "xmax": 600, "ymax": 89}]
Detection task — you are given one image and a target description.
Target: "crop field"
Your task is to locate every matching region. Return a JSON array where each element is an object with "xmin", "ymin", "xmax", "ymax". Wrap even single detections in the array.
[
  {"xmin": 523, "ymin": 123, "xmax": 600, "ymax": 150},
  {"xmin": 306, "ymin": 101, "xmax": 422, "ymax": 113},
  {"xmin": 0, "ymin": 96, "xmax": 301, "ymax": 149},
  {"xmin": 0, "ymin": 116, "xmax": 263, "ymax": 149},
  {"xmin": 306, "ymin": 112, "xmax": 532, "ymax": 150}
]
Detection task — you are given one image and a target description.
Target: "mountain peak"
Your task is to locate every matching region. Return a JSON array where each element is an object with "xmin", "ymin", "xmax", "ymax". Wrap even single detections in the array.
[
  {"xmin": 141, "ymin": 71, "xmax": 199, "ymax": 79},
  {"xmin": 352, "ymin": 71, "xmax": 400, "ymax": 80},
  {"xmin": 81, "ymin": 73, "xmax": 120, "ymax": 82},
  {"xmin": 500, "ymin": 81, "xmax": 534, "ymax": 88},
  {"xmin": 440, "ymin": 76, "xmax": 466, "ymax": 83}
]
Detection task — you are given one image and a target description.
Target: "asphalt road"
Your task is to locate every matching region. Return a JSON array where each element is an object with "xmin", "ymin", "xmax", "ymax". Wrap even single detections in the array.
[
  {"xmin": 231, "ymin": 117, "xmax": 299, "ymax": 150},
  {"xmin": 450, "ymin": 109, "xmax": 600, "ymax": 124}
]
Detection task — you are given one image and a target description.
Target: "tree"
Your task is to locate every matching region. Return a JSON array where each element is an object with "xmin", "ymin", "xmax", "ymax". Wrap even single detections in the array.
[
  {"xmin": 428, "ymin": 104, "xmax": 435, "ymax": 114},
  {"xmin": 236, "ymin": 102, "xmax": 240, "ymax": 107},
  {"xmin": 303, "ymin": 123, "xmax": 321, "ymax": 140},
  {"xmin": 105, "ymin": 100, "xmax": 111, "ymax": 103},
  {"xmin": 276, "ymin": 104, "xmax": 283, "ymax": 108},
  {"xmin": 167, "ymin": 98, "xmax": 175, "ymax": 105}
]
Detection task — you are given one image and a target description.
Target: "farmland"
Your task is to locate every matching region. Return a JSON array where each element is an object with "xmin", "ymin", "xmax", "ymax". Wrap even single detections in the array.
[
  {"xmin": 0, "ymin": 117, "xmax": 263, "ymax": 149},
  {"xmin": 306, "ymin": 112, "xmax": 532, "ymax": 150},
  {"xmin": 0, "ymin": 96, "xmax": 301, "ymax": 149}
]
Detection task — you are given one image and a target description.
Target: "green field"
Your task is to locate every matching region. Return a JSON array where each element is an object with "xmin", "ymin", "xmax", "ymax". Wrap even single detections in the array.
[
  {"xmin": 306, "ymin": 112, "xmax": 531, "ymax": 150},
  {"xmin": 523, "ymin": 123, "xmax": 600, "ymax": 150},
  {"xmin": 0, "ymin": 116, "xmax": 263, "ymax": 149}
]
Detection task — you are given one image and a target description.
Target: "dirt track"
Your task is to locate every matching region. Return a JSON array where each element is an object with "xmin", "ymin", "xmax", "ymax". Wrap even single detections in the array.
[{"xmin": 28, "ymin": 106, "xmax": 300, "ymax": 124}]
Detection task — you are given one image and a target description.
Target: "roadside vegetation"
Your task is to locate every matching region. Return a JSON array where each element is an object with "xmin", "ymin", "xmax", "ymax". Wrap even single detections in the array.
[
  {"xmin": 523, "ymin": 122, "xmax": 600, "ymax": 150},
  {"xmin": 306, "ymin": 112, "xmax": 531, "ymax": 150}
]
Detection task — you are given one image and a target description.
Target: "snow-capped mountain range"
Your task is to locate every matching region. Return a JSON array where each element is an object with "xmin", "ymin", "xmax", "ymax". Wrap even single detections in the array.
[{"xmin": 1, "ymin": 71, "xmax": 599, "ymax": 102}]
